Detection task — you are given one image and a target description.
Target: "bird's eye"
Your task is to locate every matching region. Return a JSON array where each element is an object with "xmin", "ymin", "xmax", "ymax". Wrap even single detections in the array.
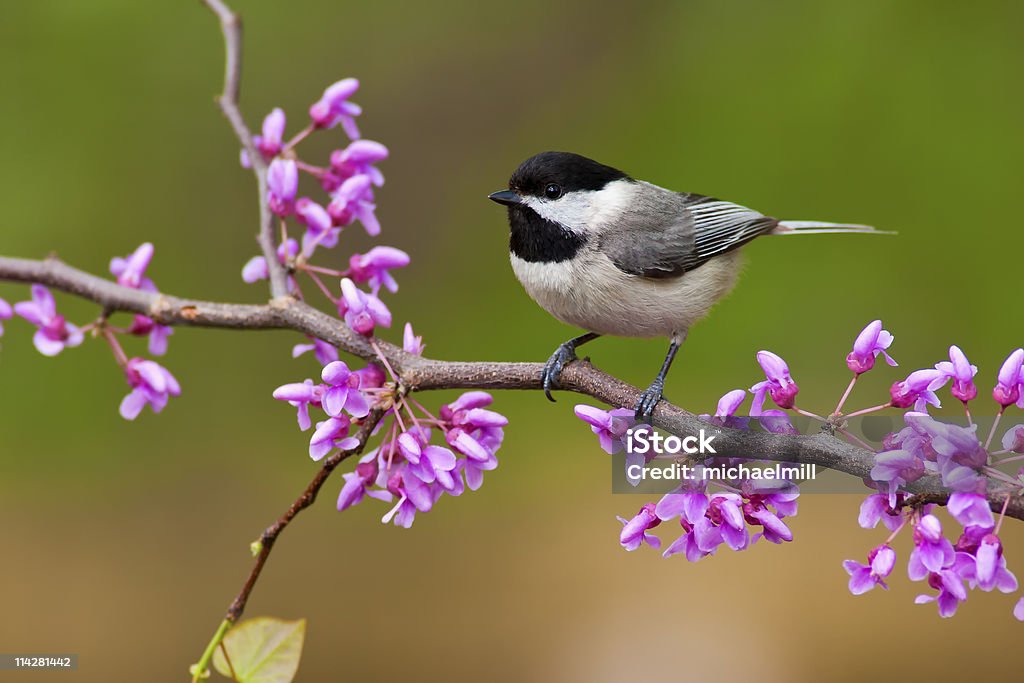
[{"xmin": 544, "ymin": 183, "xmax": 562, "ymax": 200}]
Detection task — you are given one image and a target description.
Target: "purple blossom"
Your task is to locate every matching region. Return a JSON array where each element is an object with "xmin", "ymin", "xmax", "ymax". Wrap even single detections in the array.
[
  {"xmin": 655, "ymin": 487, "xmax": 709, "ymax": 525},
  {"xmin": 750, "ymin": 350, "xmax": 799, "ymax": 411},
  {"xmin": 707, "ymin": 493, "xmax": 749, "ymax": 550},
  {"xmin": 1001, "ymin": 424, "xmax": 1024, "ymax": 453},
  {"xmin": 293, "ymin": 337, "xmax": 339, "ymax": 366},
  {"xmin": 272, "ymin": 379, "xmax": 322, "ymax": 431},
  {"xmin": 857, "ymin": 494, "xmax": 906, "ymax": 532},
  {"xmin": 309, "ymin": 78, "xmax": 362, "ymax": 139},
  {"xmin": 993, "ymin": 348, "xmax": 1024, "ymax": 408},
  {"xmin": 915, "ymin": 557, "xmax": 972, "ymax": 618},
  {"xmin": 889, "ymin": 368, "xmax": 944, "ymax": 411},
  {"xmin": 110, "ymin": 243, "xmax": 156, "ymax": 291},
  {"xmin": 908, "ymin": 514, "xmax": 955, "ymax": 575},
  {"xmin": 574, "ymin": 404, "xmax": 632, "ymax": 454},
  {"xmin": 746, "ymin": 501, "xmax": 794, "ymax": 544},
  {"xmin": 329, "ymin": 139, "xmax": 388, "ymax": 187},
  {"xmin": 327, "ymin": 174, "xmax": 380, "ymax": 236},
  {"xmin": 242, "ymin": 238, "xmax": 298, "ymax": 284},
  {"xmin": 309, "ymin": 415, "xmax": 359, "ymax": 461},
  {"xmin": 337, "ymin": 452, "xmax": 391, "ymax": 511},
  {"xmin": 403, "ymin": 323, "xmax": 424, "ymax": 355},
  {"xmin": 14, "ymin": 285, "xmax": 84, "ymax": 356},
  {"xmin": 844, "ymin": 544, "xmax": 896, "ymax": 594},
  {"xmin": 338, "ymin": 278, "xmax": 391, "ymax": 336},
  {"xmin": 870, "ymin": 449, "xmax": 924, "ymax": 504},
  {"xmin": 267, "ymin": 158, "xmax": 298, "ymax": 217},
  {"xmin": 255, "ymin": 108, "xmax": 286, "ymax": 159},
  {"xmin": 617, "ymin": 503, "xmax": 662, "ymax": 551},
  {"xmin": 934, "ymin": 345, "xmax": 978, "ymax": 402},
  {"xmin": 296, "ymin": 198, "xmax": 340, "ymax": 256},
  {"xmin": 1015, "ymin": 597, "xmax": 1024, "ymax": 621},
  {"xmin": 321, "ymin": 360, "xmax": 371, "ymax": 418},
  {"xmin": 441, "ymin": 392, "xmax": 505, "ymax": 491},
  {"xmin": 846, "ymin": 320, "xmax": 897, "ymax": 374},
  {"xmin": 120, "ymin": 357, "xmax": 181, "ymax": 420},
  {"xmin": 947, "ymin": 492, "xmax": 994, "ymax": 530},
  {"xmin": 127, "ymin": 314, "xmax": 173, "ymax": 356},
  {"xmin": 700, "ymin": 389, "xmax": 749, "ymax": 430},
  {"xmin": 0, "ymin": 297, "xmax": 12, "ymax": 336},
  {"xmin": 347, "ymin": 246, "xmax": 410, "ymax": 294},
  {"xmin": 973, "ymin": 534, "xmax": 1018, "ymax": 593}
]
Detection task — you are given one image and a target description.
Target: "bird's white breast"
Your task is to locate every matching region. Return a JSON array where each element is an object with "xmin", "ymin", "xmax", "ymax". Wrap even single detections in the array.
[{"xmin": 510, "ymin": 249, "xmax": 742, "ymax": 338}]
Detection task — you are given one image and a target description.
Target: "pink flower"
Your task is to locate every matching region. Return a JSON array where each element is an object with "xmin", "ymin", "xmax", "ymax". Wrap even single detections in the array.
[
  {"xmin": 347, "ymin": 246, "xmax": 409, "ymax": 294},
  {"xmin": 750, "ymin": 350, "xmax": 799, "ymax": 411},
  {"xmin": 327, "ymin": 174, "xmax": 380, "ymax": 236},
  {"xmin": 338, "ymin": 278, "xmax": 391, "ymax": 336},
  {"xmin": 309, "ymin": 78, "xmax": 362, "ymax": 138},
  {"xmin": 993, "ymin": 348, "xmax": 1024, "ymax": 408},
  {"xmin": 242, "ymin": 239, "xmax": 298, "ymax": 284},
  {"xmin": 267, "ymin": 158, "xmax": 298, "ymax": 216},
  {"xmin": 110, "ymin": 243, "xmax": 156, "ymax": 291},
  {"xmin": 617, "ymin": 504, "xmax": 661, "ymax": 551},
  {"xmin": 574, "ymin": 404, "xmax": 632, "ymax": 454},
  {"xmin": 890, "ymin": 368, "xmax": 944, "ymax": 411},
  {"xmin": 933, "ymin": 345, "xmax": 978, "ymax": 402},
  {"xmin": 329, "ymin": 139, "xmax": 388, "ymax": 187},
  {"xmin": 844, "ymin": 544, "xmax": 896, "ymax": 594},
  {"xmin": 120, "ymin": 357, "xmax": 181, "ymax": 420},
  {"xmin": 14, "ymin": 285, "xmax": 84, "ymax": 356},
  {"xmin": 403, "ymin": 323, "xmax": 424, "ymax": 356},
  {"xmin": 846, "ymin": 320, "xmax": 897, "ymax": 374}
]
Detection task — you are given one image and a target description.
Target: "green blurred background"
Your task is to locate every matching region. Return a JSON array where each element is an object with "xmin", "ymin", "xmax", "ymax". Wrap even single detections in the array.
[{"xmin": 2, "ymin": 1, "xmax": 1023, "ymax": 680}]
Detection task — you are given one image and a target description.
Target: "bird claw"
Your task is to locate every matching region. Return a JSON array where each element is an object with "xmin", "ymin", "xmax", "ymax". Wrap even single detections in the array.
[
  {"xmin": 542, "ymin": 342, "xmax": 578, "ymax": 402},
  {"xmin": 634, "ymin": 380, "xmax": 665, "ymax": 423}
]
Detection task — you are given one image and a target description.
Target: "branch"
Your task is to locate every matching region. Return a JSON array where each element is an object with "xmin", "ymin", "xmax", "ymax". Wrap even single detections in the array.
[
  {"xmin": 200, "ymin": 0, "xmax": 289, "ymax": 299},
  {"xmin": 0, "ymin": 252, "xmax": 1021, "ymax": 522},
  {"xmin": 190, "ymin": 407, "xmax": 385, "ymax": 682}
]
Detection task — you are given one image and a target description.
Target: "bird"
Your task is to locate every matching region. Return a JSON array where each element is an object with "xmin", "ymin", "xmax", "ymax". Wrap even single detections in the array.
[{"xmin": 487, "ymin": 151, "xmax": 888, "ymax": 422}]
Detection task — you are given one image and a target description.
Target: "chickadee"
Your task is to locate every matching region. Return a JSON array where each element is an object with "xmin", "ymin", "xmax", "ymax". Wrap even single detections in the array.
[{"xmin": 488, "ymin": 151, "xmax": 886, "ymax": 421}]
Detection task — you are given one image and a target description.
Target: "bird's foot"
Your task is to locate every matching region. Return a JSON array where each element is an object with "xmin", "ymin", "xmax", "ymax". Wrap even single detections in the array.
[
  {"xmin": 634, "ymin": 378, "xmax": 665, "ymax": 423},
  {"xmin": 542, "ymin": 342, "xmax": 579, "ymax": 402}
]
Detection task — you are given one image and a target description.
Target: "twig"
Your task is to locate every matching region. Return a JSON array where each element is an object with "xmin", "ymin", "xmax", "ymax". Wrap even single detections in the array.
[
  {"xmin": 199, "ymin": 0, "xmax": 289, "ymax": 299},
  {"xmin": 190, "ymin": 408, "xmax": 384, "ymax": 682},
  {"xmin": 0, "ymin": 253, "xmax": 1021, "ymax": 520}
]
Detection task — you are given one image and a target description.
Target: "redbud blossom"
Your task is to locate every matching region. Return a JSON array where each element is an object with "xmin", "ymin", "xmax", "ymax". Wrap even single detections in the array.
[
  {"xmin": 338, "ymin": 278, "xmax": 391, "ymax": 335},
  {"xmin": 934, "ymin": 345, "xmax": 978, "ymax": 402},
  {"xmin": 347, "ymin": 246, "xmax": 410, "ymax": 294},
  {"xmin": 267, "ymin": 158, "xmax": 298, "ymax": 216},
  {"xmin": 889, "ymin": 368, "xmax": 943, "ymax": 411},
  {"xmin": 14, "ymin": 285, "xmax": 84, "ymax": 356},
  {"xmin": 750, "ymin": 350, "xmax": 799, "ymax": 411},
  {"xmin": 327, "ymin": 174, "xmax": 380, "ymax": 236},
  {"xmin": 617, "ymin": 504, "xmax": 661, "ymax": 551},
  {"xmin": 329, "ymin": 139, "xmax": 388, "ymax": 187},
  {"xmin": 242, "ymin": 239, "xmax": 298, "ymax": 284},
  {"xmin": 846, "ymin": 319, "xmax": 897, "ymax": 374},
  {"xmin": 120, "ymin": 357, "xmax": 181, "ymax": 420},
  {"xmin": 309, "ymin": 78, "xmax": 362, "ymax": 138},
  {"xmin": 843, "ymin": 544, "xmax": 896, "ymax": 594},
  {"xmin": 993, "ymin": 348, "xmax": 1024, "ymax": 408}
]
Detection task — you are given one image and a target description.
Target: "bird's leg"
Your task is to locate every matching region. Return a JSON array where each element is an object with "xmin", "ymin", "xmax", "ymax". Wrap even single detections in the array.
[
  {"xmin": 542, "ymin": 332, "xmax": 601, "ymax": 402},
  {"xmin": 635, "ymin": 331, "xmax": 687, "ymax": 423}
]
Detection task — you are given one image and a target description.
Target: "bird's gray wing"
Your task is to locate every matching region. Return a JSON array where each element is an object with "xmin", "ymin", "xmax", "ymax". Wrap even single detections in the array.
[{"xmin": 600, "ymin": 191, "xmax": 778, "ymax": 279}]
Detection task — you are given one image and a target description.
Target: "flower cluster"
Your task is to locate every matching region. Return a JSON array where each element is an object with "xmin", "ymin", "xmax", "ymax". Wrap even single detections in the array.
[
  {"xmin": 576, "ymin": 318, "xmax": 1024, "ymax": 620},
  {"xmin": 2, "ymin": 244, "xmax": 180, "ymax": 419},
  {"xmin": 274, "ymin": 327, "xmax": 507, "ymax": 527},
  {"xmin": 618, "ymin": 479, "xmax": 798, "ymax": 560},
  {"xmin": 237, "ymin": 79, "xmax": 407, "ymax": 338}
]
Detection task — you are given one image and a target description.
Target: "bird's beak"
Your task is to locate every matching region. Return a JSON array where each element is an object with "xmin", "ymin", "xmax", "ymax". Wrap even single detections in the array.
[{"xmin": 488, "ymin": 190, "xmax": 522, "ymax": 206}]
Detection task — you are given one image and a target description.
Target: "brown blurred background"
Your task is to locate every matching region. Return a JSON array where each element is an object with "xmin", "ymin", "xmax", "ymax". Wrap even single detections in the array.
[{"xmin": 2, "ymin": 0, "xmax": 1023, "ymax": 680}]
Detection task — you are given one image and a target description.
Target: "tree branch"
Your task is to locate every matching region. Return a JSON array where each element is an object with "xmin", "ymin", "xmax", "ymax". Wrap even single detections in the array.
[
  {"xmin": 199, "ymin": 0, "xmax": 289, "ymax": 299},
  {"xmin": 1, "ymin": 252, "xmax": 1021, "ymax": 522}
]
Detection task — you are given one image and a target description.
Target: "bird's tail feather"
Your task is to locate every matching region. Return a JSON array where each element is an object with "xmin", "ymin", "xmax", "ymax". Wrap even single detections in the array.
[{"xmin": 772, "ymin": 220, "xmax": 895, "ymax": 235}]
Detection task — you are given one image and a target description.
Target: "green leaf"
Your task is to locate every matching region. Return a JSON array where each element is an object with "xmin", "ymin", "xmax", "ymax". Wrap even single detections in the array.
[{"xmin": 212, "ymin": 617, "xmax": 306, "ymax": 683}]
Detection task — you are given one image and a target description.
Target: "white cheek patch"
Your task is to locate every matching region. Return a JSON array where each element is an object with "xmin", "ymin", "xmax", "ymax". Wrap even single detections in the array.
[{"xmin": 521, "ymin": 179, "xmax": 635, "ymax": 234}]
